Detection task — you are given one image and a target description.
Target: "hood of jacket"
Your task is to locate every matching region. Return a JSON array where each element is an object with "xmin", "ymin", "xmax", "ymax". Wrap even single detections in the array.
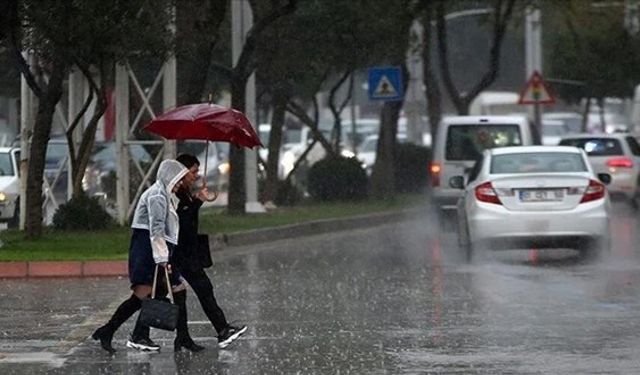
[{"xmin": 157, "ymin": 159, "xmax": 189, "ymax": 194}]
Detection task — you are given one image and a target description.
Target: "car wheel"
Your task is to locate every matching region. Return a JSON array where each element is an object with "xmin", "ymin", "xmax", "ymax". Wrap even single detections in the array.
[
  {"xmin": 581, "ymin": 237, "xmax": 609, "ymax": 260},
  {"xmin": 7, "ymin": 200, "xmax": 19, "ymax": 229},
  {"xmin": 458, "ymin": 220, "xmax": 473, "ymax": 262}
]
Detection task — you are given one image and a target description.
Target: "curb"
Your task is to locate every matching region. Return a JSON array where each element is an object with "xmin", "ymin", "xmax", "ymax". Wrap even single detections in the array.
[
  {"xmin": 0, "ymin": 209, "xmax": 420, "ymax": 278},
  {"xmin": 0, "ymin": 260, "xmax": 127, "ymax": 278},
  {"xmin": 210, "ymin": 209, "xmax": 414, "ymax": 249}
]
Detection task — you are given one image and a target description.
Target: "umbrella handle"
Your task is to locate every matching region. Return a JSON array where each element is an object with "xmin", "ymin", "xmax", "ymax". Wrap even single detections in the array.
[
  {"xmin": 205, "ymin": 190, "xmax": 218, "ymax": 202},
  {"xmin": 202, "ymin": 141, "xmax": 218, "ymax": 202}
]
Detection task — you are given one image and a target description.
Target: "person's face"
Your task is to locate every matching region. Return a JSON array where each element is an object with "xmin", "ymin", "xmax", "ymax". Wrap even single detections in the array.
[
  {"xmin": 172, "ymin": 178, "xmax": 185, "ymax": 193},
  {"xmin": 183, "ymin": 165, "xmax": 199, "ymax": 189}
]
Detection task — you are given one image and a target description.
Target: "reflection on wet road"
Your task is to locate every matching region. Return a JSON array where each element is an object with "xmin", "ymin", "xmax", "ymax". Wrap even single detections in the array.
[{"xmin": 2, "ymin": 200, "xmax": 640, "ymax": 373}]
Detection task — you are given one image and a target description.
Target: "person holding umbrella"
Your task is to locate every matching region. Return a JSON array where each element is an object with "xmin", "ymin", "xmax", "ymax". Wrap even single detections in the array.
[
  {"xmin": 92, "ymin": 159, "xmax": 195, "ymax": 353},
  {"xmin": 172, "ymin": 153, "xmax": 246, "ymax": 349}
]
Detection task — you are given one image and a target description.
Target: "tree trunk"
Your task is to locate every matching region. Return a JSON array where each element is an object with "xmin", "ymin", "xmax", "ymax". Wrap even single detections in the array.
[
  {"xmin": 176, "ymin": 0, "xmax": 228, "ymax": 105},
  {"xmin": 370, "ymin": 64, "xmax": 409, "ymax": 200},
  {"xmin": 71, "ymin": 95, "xmax": 106, "ymax": 198},
  {"xmin": 26, "ymin": 63, "xmax": 65, "ymax": 238},
  {"xmin": 69, "ymin": 66, "xmax": 108, "ymax": 198},
  {"xmin": 436, "ymin": 0, "xmax": 517, "ymax": 115},
  {"xmin": 225, "ymin": 0, "xmax": 297, "ymax": 215},
  {"xmin": 370, "ymin": 102, "xmax": 401, "ymax": 200},
  {"xmin": 263, "ymin": 93, "xmax": 287, "ymax": 203}
]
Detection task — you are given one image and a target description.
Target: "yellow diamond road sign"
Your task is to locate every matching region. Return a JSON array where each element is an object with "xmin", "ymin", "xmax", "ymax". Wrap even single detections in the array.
[{"xmin": 518, "ymin": 70, "xmax": 555, "ymax": 105}]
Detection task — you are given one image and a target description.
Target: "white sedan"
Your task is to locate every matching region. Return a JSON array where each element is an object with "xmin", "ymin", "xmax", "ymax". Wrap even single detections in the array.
[{"xmin": 450, "ymin": 146, "xmax": 611, "ymax": 259}]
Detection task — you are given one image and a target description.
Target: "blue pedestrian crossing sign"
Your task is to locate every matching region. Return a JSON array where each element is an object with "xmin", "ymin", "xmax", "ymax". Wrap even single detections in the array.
[{"xmin": 368, "ymin": 66, "xmax": 403, "ymax": 101}]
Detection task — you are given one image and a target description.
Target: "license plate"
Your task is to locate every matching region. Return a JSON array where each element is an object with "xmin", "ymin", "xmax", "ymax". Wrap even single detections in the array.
[{"xmin": 519, "ymin": 189, "xmax": 564, "ymax": 202}]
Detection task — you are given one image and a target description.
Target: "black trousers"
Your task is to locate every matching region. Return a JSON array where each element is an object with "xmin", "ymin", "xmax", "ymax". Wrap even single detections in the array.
[{"xmin": 180, "ymin": 267, "xmax": 229, "ymax": 335}]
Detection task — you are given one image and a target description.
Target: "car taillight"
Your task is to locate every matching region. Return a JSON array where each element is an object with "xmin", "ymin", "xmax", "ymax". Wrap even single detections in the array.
[
  {"xmin": 430, "ymin": 163, "xmax": 441, "ymax": 187},
  {"xmin": 475, "ymin": 181, "xmax": 501, "ymax": 205},
  {"xmin": 580, "ymin": 179, "xmax": 606, "ymax": 203},
  {"xmin": 606, "ymin": 157, "xmax": 633, "ymax": 168}
]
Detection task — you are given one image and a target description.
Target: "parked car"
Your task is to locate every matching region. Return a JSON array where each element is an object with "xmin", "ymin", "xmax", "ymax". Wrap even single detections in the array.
[
  {"xmin": 356, "ymin": 133, "xmax": 407, "ymax": 176},
  {"xmin": 542, "ymin": 119, "xmax": 570, "ymax": 146},
  {"xmin": 43, "ymin": 139, "xmax": 70, "ymax": 201},
  {"xmin": 450, "ymin": 145, "xmax": 611, "ymax": 260},
  {"xmin": 559, "ymin": 133, "xmax": 640, "ymax": 206},
  {"xmin": 0, "ymin": 147, "xmax": 20, "ymax": 226},
  {"xmin": 587, "ymin": 112, "xmax": 630, "ymax": 133},
  {"xmin": 195, "ymin": 142, "xmax": 229, "ymax": 191},
  {"xmin": 542, "ymin": 112, "xmax": 583, "ymax": 133},
  {"xmin": 430, "ymin": 115, "xmax": 535, "ymax": 209},
  {"xmin": 83, "ymin": 142, "xmax": 154, "ymax": 199}
]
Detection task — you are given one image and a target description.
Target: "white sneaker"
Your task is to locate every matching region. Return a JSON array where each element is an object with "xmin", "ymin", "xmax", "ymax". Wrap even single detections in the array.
[
  {"xmin": 126, "ymin": 337, "xmax": 161, "ymax": 351},
  {"xmin": 218, "ymin": 325, "xmax": 247, "ymax": 349}
]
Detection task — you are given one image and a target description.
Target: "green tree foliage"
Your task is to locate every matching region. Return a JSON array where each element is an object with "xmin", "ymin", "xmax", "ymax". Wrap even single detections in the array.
[
  {"xmin": 546, "ymin": 1, "xmax": 640, "ymax": 103},
  {"xmin": 53, "ymin": 194, "xmax": 114, "ymax": 231},
  {"xmin": 2, "ymin": 0, "xmax": 173, "ymax": 237},
  {"xmin": 394, "ymin": 143, "xmax": 431, "ymax": 193},
  {"xmin": 308, "ymin": 156, "xmax": 367, "ymax": 201},
  {"xmin": 175, "ymin": 0, "xmax": 229, "ymax": 105}
]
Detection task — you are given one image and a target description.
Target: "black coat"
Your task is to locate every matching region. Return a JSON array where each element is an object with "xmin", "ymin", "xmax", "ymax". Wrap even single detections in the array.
[{"xmin": 172, "ymin": 190, "xmax": 205, "ymax": 271}]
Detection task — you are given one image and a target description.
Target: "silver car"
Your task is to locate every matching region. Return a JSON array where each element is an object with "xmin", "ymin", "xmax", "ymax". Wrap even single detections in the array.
[
  {"xmin": 559, "ymin": 133, "xmax": 640, "ymax": 207},
  {"xmin": 450, "ymin": 146, "xmax": 611, "ymax": 259}
]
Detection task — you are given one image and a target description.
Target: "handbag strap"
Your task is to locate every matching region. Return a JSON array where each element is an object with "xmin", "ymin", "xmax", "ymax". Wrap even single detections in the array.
[
  {"xmin": 151, "ymin": 265, "xmax": 159, "ymax": 299},
  {"xmin": 163, "ymin": 265, "xmax": 175, "ymax": 304},
  {"xmin": 150, "ymin": 264, "xmax": 175, "ymax": 304}
]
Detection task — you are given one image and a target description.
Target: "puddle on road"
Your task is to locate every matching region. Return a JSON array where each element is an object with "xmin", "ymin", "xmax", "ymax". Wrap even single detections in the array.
[{"xmin": 0, "ymin": 351, "xmax": 65, "ymax": 366}]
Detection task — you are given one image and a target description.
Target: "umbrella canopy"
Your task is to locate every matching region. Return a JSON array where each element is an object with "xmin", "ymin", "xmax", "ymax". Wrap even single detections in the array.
[{"xmin": 144, "ymin": 103, "xmax": 262, "ymax": 148}]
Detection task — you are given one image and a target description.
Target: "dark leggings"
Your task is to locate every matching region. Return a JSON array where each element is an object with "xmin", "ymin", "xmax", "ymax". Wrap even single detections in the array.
[{"xmin": 180, "ymin": 267, "xmax": 229, "ymax": 334}]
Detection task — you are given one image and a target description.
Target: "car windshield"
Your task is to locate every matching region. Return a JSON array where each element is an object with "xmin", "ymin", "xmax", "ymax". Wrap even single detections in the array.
[
  {"xmin": 0, "ymin": 152, "xmax": 15, "ymax": 176},
  {"xmin": 491, "ymin": 152, "xmax": 587, "ymax": 174},
  {"xmin": 559, "ymin": 138, "xmax": 623, "ymax": 156},
  {"xmin": 446, "ymin": 125, "xmax": 522, "ymax": 161}
]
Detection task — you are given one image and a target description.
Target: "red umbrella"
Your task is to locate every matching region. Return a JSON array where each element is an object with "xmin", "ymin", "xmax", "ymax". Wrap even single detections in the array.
[
  {"xmin": 144, "ymin": 103, "xmax": 262, "ymax": 148},
  {"xmin": 144, "ymin": 103, "xmax": 262, "ymax": 199}
]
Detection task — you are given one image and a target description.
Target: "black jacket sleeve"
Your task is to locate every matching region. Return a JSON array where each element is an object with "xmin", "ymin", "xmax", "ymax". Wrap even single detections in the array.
[{"xmin": 173, "ymin": 194, "xmax": 204, "ymax": 270}]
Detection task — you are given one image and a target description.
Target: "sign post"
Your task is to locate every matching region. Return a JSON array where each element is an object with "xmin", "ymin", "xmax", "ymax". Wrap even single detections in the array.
[{"xmin": 518, "ymin": 70, "xmax": 555, "ymax": 142}]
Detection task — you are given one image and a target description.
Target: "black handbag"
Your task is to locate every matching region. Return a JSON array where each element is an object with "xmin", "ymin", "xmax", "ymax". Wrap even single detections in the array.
[
  {"xmin": 197, "ymin": 233, "xmax": 213, "ymax": 269},
  {"xmin": 139, "ymin": 265, "xmax": 179, "ymax": 331}
]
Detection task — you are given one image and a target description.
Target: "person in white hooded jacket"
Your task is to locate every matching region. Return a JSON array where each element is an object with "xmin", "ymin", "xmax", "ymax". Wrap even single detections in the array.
[{"xmin": 92, "ymin": 159, "xmax": 193, "ymax": 353}]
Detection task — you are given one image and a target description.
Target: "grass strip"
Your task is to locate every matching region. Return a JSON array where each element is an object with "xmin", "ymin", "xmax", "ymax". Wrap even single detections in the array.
[{"xmin": 0, "ymin": 193, "xmax": 427, "ymax": 261}]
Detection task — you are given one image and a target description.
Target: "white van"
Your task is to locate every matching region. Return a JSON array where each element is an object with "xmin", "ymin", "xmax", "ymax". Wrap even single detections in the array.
[
  {"xmin": 0, "ymin": 147, "xmax": 20, "ymax": 226},
  {"xmin": 468, "ymin": 91, "xmax": 524, "ymax": 116},
  {"xmin": 430, "ymin": 115, "xmax": 534, "ymax": 209}
]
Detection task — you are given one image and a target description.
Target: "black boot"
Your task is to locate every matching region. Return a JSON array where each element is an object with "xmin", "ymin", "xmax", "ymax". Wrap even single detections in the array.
[
  {"xmin": 92, "ymin": 294, "xmax": 142, "ymax": 353},
  {"xmin": 173, "ymin": 290, "xmax": 205, "ymax": 352}
]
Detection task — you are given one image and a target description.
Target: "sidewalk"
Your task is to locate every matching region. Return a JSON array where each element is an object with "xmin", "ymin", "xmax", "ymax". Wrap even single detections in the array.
[{"xmin": 0, "ymin": 208, "xmax": 418, "ymax": 278}]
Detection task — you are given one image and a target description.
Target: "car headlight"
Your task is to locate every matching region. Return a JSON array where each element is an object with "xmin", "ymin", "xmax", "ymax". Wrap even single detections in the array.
[
  {"xmin": 341, "ymin": 150, "xmax": 355, "ymax": 158},
  {"xmin": 217, "ymin": 162, "xmax": 230, "ymax": 176},
  {"xmin": 0, "ymin": 192, "xmax": 7, "ymax": 202}
]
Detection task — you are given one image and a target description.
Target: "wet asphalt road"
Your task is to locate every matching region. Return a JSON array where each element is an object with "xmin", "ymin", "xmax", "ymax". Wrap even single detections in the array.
[{"xmin": 2, "ymin": 200, "xmax": 640, "ymax": 374}]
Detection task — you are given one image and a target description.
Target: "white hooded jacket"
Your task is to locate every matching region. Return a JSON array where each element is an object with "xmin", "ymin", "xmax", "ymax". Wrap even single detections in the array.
[{"xmin": 131, "ymin": 159, "xmax": 188, "ymax": 264}]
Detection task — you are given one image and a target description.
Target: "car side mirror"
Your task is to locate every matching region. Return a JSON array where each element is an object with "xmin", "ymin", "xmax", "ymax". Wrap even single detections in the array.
[
  {"xmin": 449, "ymin": 175, "xmax": 465, "ymax": 189},
  {"xmin": 597, "ymin": 173, "xmax": 611, "ymax": 185}
]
